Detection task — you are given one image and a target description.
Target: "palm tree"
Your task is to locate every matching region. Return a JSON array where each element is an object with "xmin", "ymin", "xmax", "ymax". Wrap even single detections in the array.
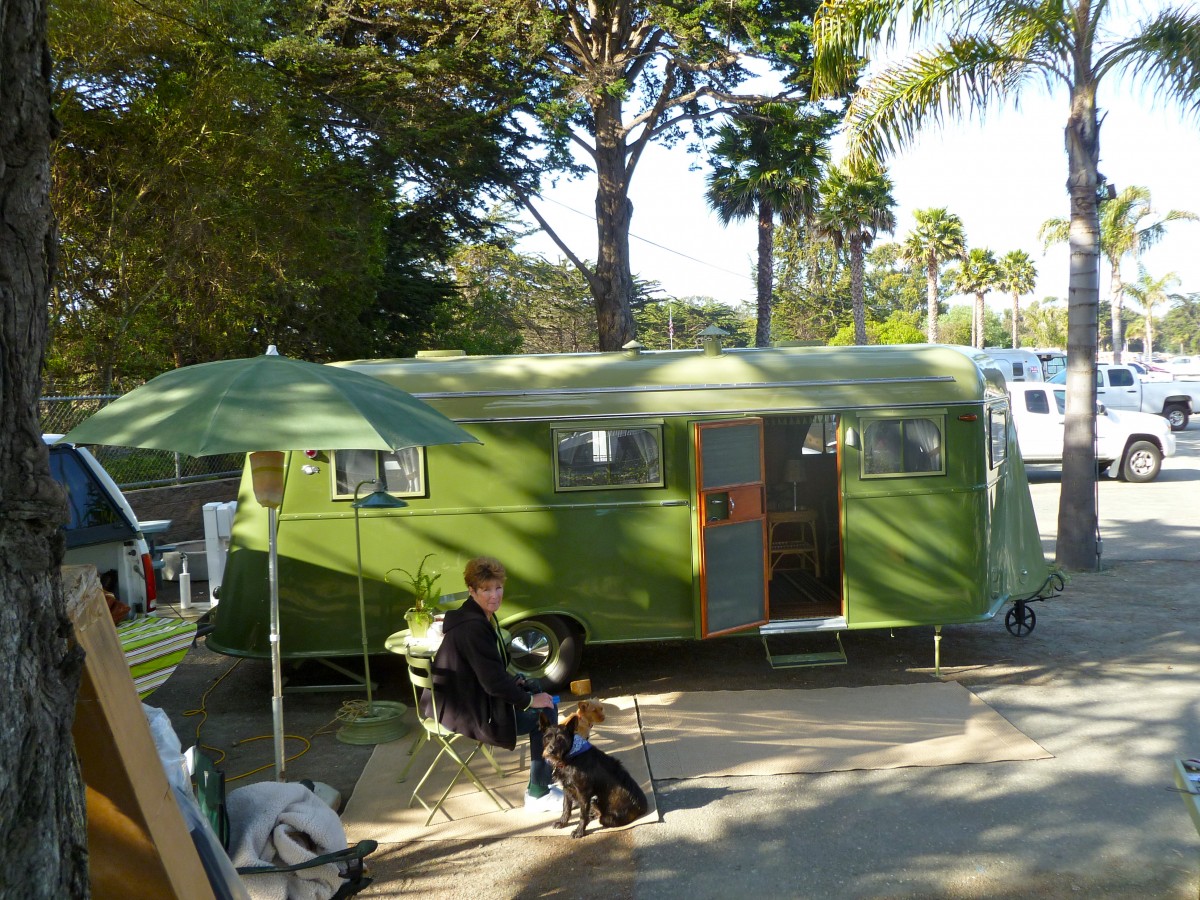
[
  {"xmin": 898, "ymin": 208, "xmax": 966, "ymax": 343},
  {"xmin": 706, "ymin": 105, "xmax": 835, "ymax": 347},
  {"xmin": 949, "ymin": 248, "xmax": 1000, "ymax": 348},
  {"xmin": 1126, "ymin": 269, "xmax": 1181, "ymax": 361},
  {"xmin": 812, "ymin": 1, "xmax": 1200, "ymax": 571},
  {"xmin": 1023, "ymin": 299, "xmax": 1068, "ymax": 350},
  {"xmin": 813, "ymin": 160, "xmax": 897, "ymax": 345},
  {"xmin": 996, "ymin": 250, "xmax": 1037, "ymax": 349},
  {"xmin": 1039, "ymin": 186, "xmax": 1197, "ymax": 362}
]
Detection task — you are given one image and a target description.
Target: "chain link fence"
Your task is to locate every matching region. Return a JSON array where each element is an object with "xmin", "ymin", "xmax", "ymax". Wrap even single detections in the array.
[{"xmin": 40, "ymin": 395, "xmax": 243, "ymax": 489}]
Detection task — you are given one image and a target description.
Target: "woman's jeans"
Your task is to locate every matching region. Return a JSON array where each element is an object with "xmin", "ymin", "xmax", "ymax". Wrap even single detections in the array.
[{"xmin": 514, "ymin": 677, "xmax": 557, "ymax": 788}]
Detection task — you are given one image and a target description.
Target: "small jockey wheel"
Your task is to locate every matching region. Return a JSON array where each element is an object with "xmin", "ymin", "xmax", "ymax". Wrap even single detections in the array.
[{"xmin": 1005, "ymin": 601, "xmax": 1036, "ymax": 636}]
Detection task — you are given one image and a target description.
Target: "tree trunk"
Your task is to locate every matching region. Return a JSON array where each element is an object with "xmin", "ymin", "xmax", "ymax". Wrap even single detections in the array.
[
  {"xmin": 925, "ymin": 258, "xmax": 939, "ymax": 342},
  {"xmin": 850, "ymin": 236, "xmax": 866, "ymax": 345},
  {"xmin": 975, "ymin": 291, "xmax": 985, "ymax": 348},
  {"xmin": 591, "ymin": 95, "xmax": 636, "ymax": 351},
  {"xmin": 1011, "ymin": 291, "xmax": 1020, "ymax": 348},
  {"xmin": 0, "ymin": 0, "xmax": 91, "ymax": 893},
  {"xmin": 1110, "ymin": 260, "xmax": 1124, "ymax": 363},
  {"xmin": 1056, "ymin": 82, "xmax": 1102, "ymax": 572},
  {"xmin": 756, "ymin": 200, "xmax": 774, "ymax": 348}
]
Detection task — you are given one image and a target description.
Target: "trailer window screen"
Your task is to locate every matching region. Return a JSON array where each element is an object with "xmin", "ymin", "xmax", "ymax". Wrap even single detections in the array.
[
  {"xmin": 989, "ymin": 408, "xmax": 1007, "ymax": 469},
  {"xmin": 862, "ymin": 417, "xmax": 944, "ymax": 477},
  {"xmin": 554, "ymin": 426, "xmax": 663, "ymax": 490},
  {"xmin": 331, "ymin": 448, "xmax": 425, "ymax": 499}
]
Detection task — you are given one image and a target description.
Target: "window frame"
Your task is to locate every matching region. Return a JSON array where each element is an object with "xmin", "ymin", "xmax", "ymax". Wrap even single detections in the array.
[
  {"xmin": 552, "ymin": 423, "xmax": 665, "ymax": 492},
  {"xmin": 330, "ymin": 447, "xmax": 427, "ymax": 501},
  {"xmin": 988, "ymin": 405, "xmax": 1008, "ymax": 470},
  {"xmin": 859, "ymin": 414, "xmax": 947, "ymax": 479}
]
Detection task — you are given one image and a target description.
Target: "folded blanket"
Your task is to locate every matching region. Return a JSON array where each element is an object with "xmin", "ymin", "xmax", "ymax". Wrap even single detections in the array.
[{"xmin": 227, "ymin": 782, "xmax": 347, "ymax": 900}]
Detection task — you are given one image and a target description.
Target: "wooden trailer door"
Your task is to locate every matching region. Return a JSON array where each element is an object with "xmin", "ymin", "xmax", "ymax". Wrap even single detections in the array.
[{"xmin": 695, "ymin": 418, "xmax": 768, "ymax": 638}]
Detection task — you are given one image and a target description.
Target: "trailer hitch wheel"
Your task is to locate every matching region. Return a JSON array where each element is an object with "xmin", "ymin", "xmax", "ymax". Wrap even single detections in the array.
[{"xmin": 1005, "ymin": 602, "xmax": 1036, "ymax": 636}]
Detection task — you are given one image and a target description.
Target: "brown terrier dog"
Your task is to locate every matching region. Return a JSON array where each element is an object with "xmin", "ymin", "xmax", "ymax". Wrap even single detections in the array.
[
  {"xmin": 539, "ymin": 713, "xmax": 648, "ymax": 838},
  {"xmin": 559, "ymin": 699, "xmax": 606, "ymax": 740}
]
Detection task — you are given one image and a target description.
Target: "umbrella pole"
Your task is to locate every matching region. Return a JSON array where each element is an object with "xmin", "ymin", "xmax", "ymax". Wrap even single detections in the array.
[
  {"xmin": 268, "ymin": 506, "xmax": 286, "ymax": 782},
  {"xmin": 355, "ymin": 502, "xmax": 374, "ymax": 713}
]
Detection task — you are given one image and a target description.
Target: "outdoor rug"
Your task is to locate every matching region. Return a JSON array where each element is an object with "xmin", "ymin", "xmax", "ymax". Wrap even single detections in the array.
[
  {"xmin": 636, "ymin": 682, "xmax": 1051, "ymax": 780},
  {"xmin": 341, "ymin": 696, "xmax": 657, "ymax": 843}
]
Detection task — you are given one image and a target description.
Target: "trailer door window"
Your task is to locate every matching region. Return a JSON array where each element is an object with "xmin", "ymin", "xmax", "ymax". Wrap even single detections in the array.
[
  {"xmin": 554, "ymin": 426, "xmax": 663, "ymax": 490},
  {"xmin": 862, "ymin": 417, "xmax": 944, "ymax": 476},
  {"xmin": 331, "ymin": 448, "xmax": 425, "ymax": 499}
]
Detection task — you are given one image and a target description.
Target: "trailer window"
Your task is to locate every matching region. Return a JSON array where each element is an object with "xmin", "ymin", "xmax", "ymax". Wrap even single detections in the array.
[
  {"xmin": 988, "ymin": 407, "xmax": 1007, "ymax": 468},
  {"xmin": 862, "ymin": 417, "xmax": 944, "ymax": 477},
  {"xmin": 554, "ymin": 426, "xmax": 663, "ymax": 490},
  {"xmin": 331, "ymin": 448, "xmax": 425, "ymax": 499}
]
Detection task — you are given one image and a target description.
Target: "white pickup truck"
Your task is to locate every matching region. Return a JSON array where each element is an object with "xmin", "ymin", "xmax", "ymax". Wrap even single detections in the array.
[
  {"xmin": 1049, "ymin": 364, "xmax": 1195, "ymax": 431},
  {"xmin": 1008, "ymin": 383, "xmax": 1176, "ymax": 482}
]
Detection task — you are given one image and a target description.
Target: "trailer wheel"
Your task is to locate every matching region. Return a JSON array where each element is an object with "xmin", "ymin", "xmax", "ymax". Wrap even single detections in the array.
[
  {"xmin": 1165, "ymin": 404, "xmax": 1190, "ymax": 431},
  {"xmin": 1005, "ymin": 603, "xmax": 1036, "ymax": 636},
  {"xmin": 506, "ymin": 615, "xmax": 582, "ymax": 692},
  {"xmin": 1120, "ymin": 440, "xmax": 1162, "ymax": 483}
]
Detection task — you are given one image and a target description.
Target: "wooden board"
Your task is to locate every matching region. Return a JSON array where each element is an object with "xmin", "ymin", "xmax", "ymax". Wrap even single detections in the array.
[{"xmin": 65, "ymin": 565, "xmax": 215, "ymax": 900}]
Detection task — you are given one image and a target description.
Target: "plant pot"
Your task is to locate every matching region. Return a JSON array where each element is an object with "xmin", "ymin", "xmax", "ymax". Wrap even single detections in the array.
[{"xmin": 405, "ymin": 608, "xmax": 435, "ymax": 638}]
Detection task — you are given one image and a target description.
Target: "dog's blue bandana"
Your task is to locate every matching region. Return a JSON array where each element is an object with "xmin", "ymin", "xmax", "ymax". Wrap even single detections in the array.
[{"xmin": 567, "ymin": 735, "xmax": 593, "ymax": 758}]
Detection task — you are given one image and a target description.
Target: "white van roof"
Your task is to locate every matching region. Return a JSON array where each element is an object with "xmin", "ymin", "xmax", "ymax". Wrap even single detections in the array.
[{"xmin": 983, "ymin": 349, "xmax": 1044, "ymax": 383}]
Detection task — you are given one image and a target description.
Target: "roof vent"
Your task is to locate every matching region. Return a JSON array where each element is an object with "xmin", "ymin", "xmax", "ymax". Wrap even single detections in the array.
[
  {"xmin": 699, "ymin": 325, "xmax": 729, "ymax": 357},
  {"xmin": 622, "ymin": 340, "xmax": 646, "ymax": 358},
  {"xmin": 415, "ymin": 349, "xmax": 466, "ymax": 359}
]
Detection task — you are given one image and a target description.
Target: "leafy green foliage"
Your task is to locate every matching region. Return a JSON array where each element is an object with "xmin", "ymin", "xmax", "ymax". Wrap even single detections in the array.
[
  {"xmin": 46, "ymin": 0, "xmax": 544, "ymax": 390},
  {"xmin": 635, "ymin": 297, "xmax": 755, "ymax": 350},
  {"xmin": 1160, "ymin": 294, "xmax": 1200, "ymax": 354}
]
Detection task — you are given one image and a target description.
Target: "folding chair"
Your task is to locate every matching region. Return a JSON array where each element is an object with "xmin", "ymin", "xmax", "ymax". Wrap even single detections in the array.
[
  {"xmin": 192, "ymin": 751, "xmax": 378, "ymax": 899},
  {"xmin": 403, "ymin": 649, "xmax": 510, "ymax": 825}
]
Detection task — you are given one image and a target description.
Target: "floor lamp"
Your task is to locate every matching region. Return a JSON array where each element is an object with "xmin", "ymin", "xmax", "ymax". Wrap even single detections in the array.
[{"xmin": 784, "ymin": 459, "xmax": 806, "ymax": 510}]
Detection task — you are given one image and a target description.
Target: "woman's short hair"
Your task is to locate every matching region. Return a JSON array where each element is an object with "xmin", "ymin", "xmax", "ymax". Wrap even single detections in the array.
[{"xmin": 464, "ymin": 556, "xmax": 506, "ymax": 590}]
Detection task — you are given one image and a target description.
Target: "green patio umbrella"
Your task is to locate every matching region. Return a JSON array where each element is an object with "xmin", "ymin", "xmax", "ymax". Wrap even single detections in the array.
[
  {"xmin": 62, "ymin": 347, "xmax": 480, "ymax": 781},
  {"xmin": 62, "ymin": 347, "xmax": 474, "ymax": 455}
]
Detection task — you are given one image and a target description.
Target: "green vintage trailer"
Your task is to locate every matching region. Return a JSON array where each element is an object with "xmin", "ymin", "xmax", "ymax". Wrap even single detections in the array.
[{"xmin": 207, "ymin": 341, "xmax": 1058, "ymax": 687}]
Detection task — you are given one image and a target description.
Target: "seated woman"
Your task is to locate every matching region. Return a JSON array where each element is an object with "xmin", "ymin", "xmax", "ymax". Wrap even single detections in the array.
[{"xmin": 424, "ymin": 556, "xmax": 561, "ymax": 811}]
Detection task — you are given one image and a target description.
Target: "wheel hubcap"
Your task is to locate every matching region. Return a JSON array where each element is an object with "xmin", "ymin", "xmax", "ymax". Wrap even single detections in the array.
[{"xmin": 510, "ymin": 628, "xmax": 553, "ymax": 668}]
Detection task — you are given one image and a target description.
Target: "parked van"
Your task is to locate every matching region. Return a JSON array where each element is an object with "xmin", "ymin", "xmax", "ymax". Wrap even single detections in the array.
[
  {"xmin": 984, "ymin": 348, "xmax": 1044, "ymax": 383},
  {"xmin": 1033, "ymin": 349, "xmax": 1066, "ymax": 380},
  {"xmin": 46, "ymin": 436, "xmax": 156, "ymax": 614},
  {"xmin": 208, "ymin": 343, "xmax": 1057, "ymax": 687}
]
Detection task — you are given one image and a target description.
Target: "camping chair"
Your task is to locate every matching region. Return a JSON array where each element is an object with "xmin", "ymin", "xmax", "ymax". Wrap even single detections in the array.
[
  {"xmin": 192, "ymin": 752, "xmax": 378, "ymax": 899},
  {"xmin": 403, "ymin": 649, "xmax": 510, "ymax": 826}
]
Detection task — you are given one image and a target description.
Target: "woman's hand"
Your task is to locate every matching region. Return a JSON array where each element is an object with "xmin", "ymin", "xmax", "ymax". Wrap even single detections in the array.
[{"xmin": 529, "ymin": 692, "xmax": 555, "ymax": 709}]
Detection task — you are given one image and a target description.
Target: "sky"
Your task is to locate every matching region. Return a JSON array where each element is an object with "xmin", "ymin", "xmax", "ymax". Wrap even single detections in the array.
[{"xmin": 515, "ymin": 83, "xmax": 1200, "ymax": 316}]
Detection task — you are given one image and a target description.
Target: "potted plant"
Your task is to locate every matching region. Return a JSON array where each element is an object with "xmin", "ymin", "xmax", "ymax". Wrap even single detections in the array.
[{"xmin": 386, "ymin": 553, "xmax": 441, "ymax": 638}]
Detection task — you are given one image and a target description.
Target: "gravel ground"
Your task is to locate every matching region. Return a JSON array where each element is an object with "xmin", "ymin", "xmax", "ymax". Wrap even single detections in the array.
[{"xmin": 150, "ymin": 426, "xmax": 1200, "ymax": 899}]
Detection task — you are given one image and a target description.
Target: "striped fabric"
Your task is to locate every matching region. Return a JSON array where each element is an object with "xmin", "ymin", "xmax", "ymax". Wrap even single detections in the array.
[{"xmin": 117, "ymin": 616, "xmax": 197, "ymax": 698}]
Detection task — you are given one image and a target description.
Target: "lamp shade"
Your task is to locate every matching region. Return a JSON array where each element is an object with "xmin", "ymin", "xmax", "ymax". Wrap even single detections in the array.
[
  {"xmin": 250, "ymin": 451, "xmax": 286, "ymax": 508},
  {"xmin": 353, "ymin": 490, "xmax": 408, "ymax": 511},
  {"xmin": 784, "ymin": 459, "xmax": 806, "ymax": 483}
]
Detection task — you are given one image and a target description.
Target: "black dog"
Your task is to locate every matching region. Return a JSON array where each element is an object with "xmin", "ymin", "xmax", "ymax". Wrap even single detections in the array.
[{"xmin": 539, "ymin": 712, "xmax": 648, "ymax": 838}]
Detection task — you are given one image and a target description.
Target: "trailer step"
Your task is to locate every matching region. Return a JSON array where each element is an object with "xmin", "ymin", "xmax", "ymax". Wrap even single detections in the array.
[{"xmin": 761, "ymin": 631, "xmax": 846, "ymax": 668}]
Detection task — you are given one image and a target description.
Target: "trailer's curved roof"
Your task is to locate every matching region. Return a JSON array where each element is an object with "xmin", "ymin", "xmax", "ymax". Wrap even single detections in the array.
[{"xmin": 335, "ymin": 343, "xmax": 1005, "ymax": 422}]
